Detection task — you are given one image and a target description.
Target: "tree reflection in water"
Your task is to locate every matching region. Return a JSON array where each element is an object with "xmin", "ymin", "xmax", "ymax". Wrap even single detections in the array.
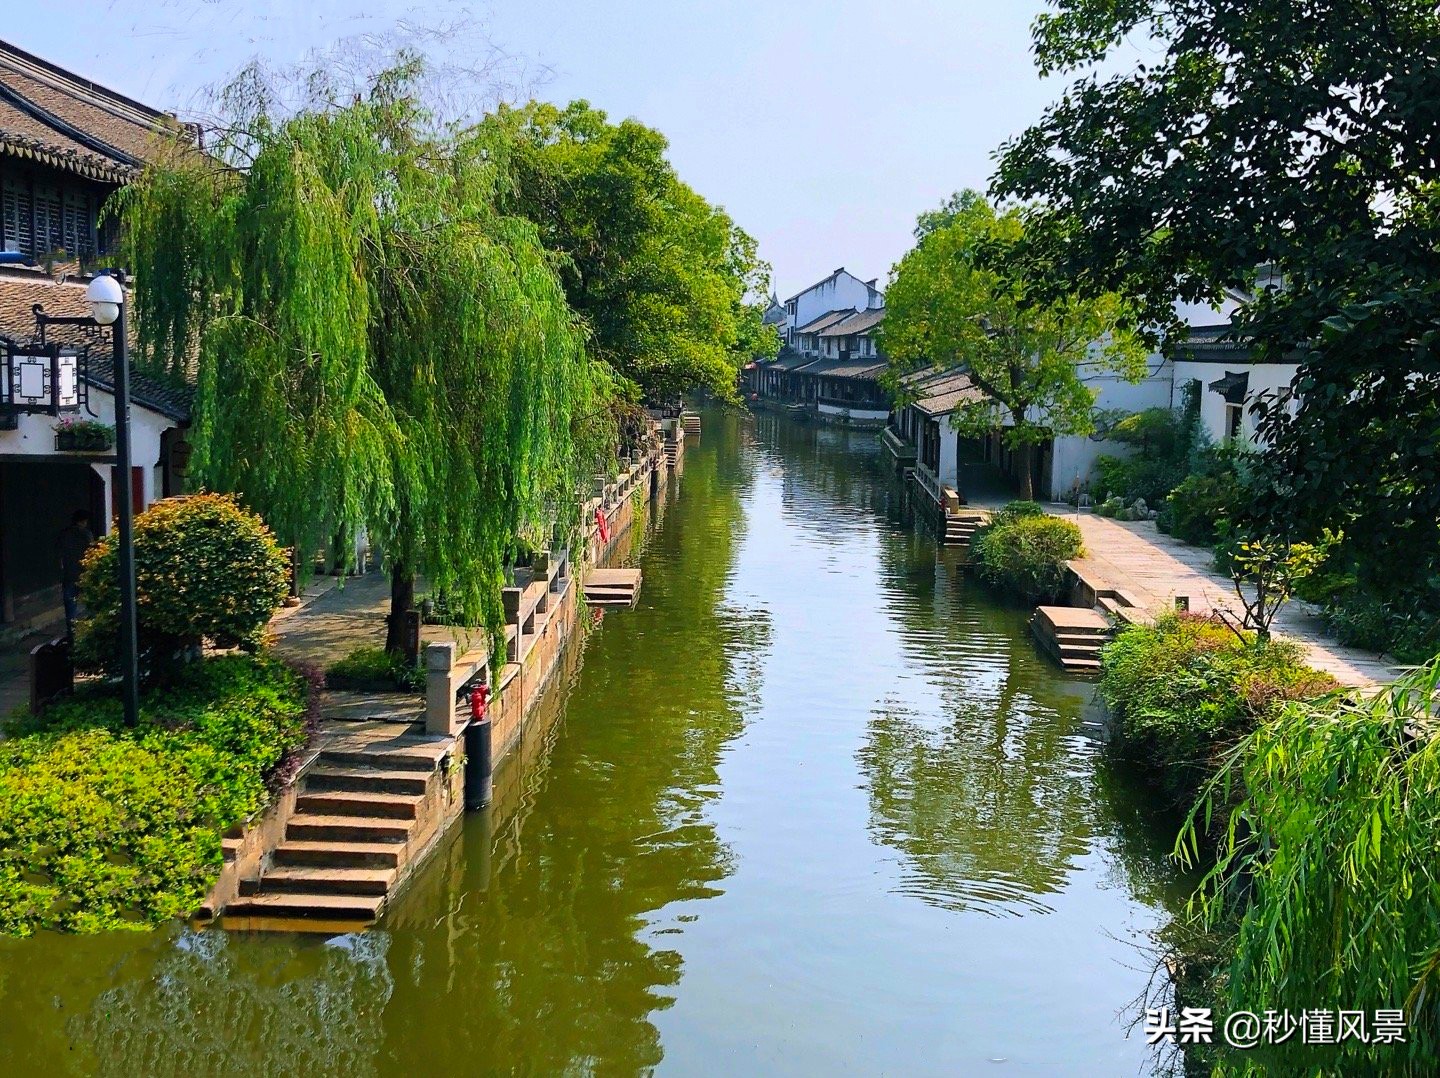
[{"xmin": 858, "ymin": 698, "xmax": 1092, "ymax": 917}]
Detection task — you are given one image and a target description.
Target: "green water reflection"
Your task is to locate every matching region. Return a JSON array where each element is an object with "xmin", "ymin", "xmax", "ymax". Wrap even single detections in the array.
[{"xmin": 0, "ymin": 408, "xmax": 1188, "ymax": 1076}]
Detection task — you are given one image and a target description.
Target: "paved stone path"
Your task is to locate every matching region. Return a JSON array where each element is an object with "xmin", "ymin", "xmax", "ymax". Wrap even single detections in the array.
[
  {"xmin": 1053, "ymin": 508, "xmax": 1396, "ymax": 687},
  {"xmin": 270, "ymin": 571, "xmax": 488, "ymax": 672}
]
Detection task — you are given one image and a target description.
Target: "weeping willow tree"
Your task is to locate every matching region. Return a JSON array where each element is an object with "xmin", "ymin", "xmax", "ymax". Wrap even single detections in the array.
[
  {"xmin": 112, "ymin": 58, "xmax": 608, "ymax": 653},
  {"xmin": 1179, "ymin": 660, "xmax": 1440, "ymax": 1074}
]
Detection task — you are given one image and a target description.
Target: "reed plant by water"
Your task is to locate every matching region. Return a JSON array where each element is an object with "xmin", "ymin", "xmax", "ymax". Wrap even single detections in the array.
[{"xmin": 1178, "ymin": 658, "xmax": 1440, "ymax": 1074}]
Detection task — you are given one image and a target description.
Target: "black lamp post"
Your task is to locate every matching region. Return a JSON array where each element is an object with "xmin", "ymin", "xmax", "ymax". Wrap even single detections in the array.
[{"xmin": 84, "ymin": 272, "xmax": 140, "ymax": 729}]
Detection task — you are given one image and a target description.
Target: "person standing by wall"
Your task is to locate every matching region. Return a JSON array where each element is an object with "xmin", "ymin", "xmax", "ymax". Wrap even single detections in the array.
[{"xmin": 58, "ymin": 509, "xmax": 94, "ymax": 639}]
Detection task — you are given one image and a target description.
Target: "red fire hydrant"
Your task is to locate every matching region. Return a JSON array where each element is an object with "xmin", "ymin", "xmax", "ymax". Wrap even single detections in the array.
[{"xmin": 465, "ymin": 682, "xmax": 493, "ymax": 809}]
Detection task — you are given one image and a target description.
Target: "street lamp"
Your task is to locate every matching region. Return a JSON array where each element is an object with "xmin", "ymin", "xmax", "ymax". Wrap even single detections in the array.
[{"xmin": 85, "ymin": 272, "xmax": 140, "ymax": 729}]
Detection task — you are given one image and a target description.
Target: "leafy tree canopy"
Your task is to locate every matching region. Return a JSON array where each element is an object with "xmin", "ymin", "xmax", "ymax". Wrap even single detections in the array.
[
  {"xmin": 993, "ymin": 0, "xmax": 1440, "ymax": 589},
  {"xmin": 880, "ymin": 190, "xmax": 1146, "ymax": 498},
  {"xmin": 114, "ymin": 57, "xmax": 605, "ymax": 649},
  {"xmin": 480, "ymin": 100, "xmax": 777, "ymax": 404}
]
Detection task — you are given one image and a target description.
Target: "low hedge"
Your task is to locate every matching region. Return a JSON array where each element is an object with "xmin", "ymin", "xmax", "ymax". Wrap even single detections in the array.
[
  {"xmin": 0, "ymin": 654, "xmax": 313, "ymax": 937},
  {"xmin": 1098, "ymin": 613, "xmax": 1337, "ymax": 807},
  {"xmin": 971, "ymin": 505, "xmax": 1083, "ymax": 603},
  {"xmin": 327, "ymin": 645, "xmax": 425, "ymax": 692}
]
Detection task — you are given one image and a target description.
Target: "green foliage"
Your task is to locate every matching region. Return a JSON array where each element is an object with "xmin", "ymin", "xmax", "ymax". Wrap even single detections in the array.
[
  {"xmin": 1159, "ymin": 445, "xmax": 1251, "ymax": 545},
  {"xmin": 114, "ymin": 61, "xmax": 606, "ymax": 651},
  {"xmin": 1180, "ymin": 659, "xmax": 1440, "ymax": 1074},
  {"xmin": 1099, "ymin": 614, "xmax": 1337, "ymax": 808},
  {"xmin": 74, "ymin": 493, "xmax": 289, "ymax": 678},
  {"xmin": 0, "ymin": 654, "xmax": 309, "ymax": 937},
  {"xmin": 1227, "ymin": 533, "xmax": 1335, "ymax": 640},
  {"xmin": 1090, "ymin": 397, "xmax": 1203, "ymax": 504},
  {"xmin": 327, "ymin": 646, "xmax": 425, "ymax": 693},
  {"xmin": 882, "ymin": 190, "xmax": 1147, "ymax": 499},
  {"xmin": 989, "ymin": 500, "xmax": 1046, "ymax": 527},
  {"xmin": 1161, "ymin": 474, "xmax": 1237, "ymax": 545},
  {"xmin": 994, "ymin": 0, "xmax": 1440, "ymax": 607},
  {"xmin": 1324, "ymin": 585, "xmax": 1440, "ymax": 665},
  {"xmin": 481, "ymin": 99, "xmax": 775, "ymax": 404},
  {"xmin": 970, "ymin": 507, "xmax": 1084, "ymax": 603}
]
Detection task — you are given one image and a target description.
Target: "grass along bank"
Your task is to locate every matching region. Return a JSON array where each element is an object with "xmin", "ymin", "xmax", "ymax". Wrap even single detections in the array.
[{"xmin": 1175, "ymin": 660, "xmax": 1440, "ymax": 1074}]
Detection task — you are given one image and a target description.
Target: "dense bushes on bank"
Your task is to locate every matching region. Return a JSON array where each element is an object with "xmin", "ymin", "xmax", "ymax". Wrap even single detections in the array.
[
  {"xmin": 970, "ymin": 502, "xmax": 1083, "ymax": 603},
  {"xmin": 0, "ymin": 655, "xmax": 314, "ymax": 937},
  {"xmin": 1098, "ymin": 613, "xmax": 1336, "ymax": 808},
  {"xmin": 1176, "ymin": 660, "xmax": 1440, "ymax": 1074}
]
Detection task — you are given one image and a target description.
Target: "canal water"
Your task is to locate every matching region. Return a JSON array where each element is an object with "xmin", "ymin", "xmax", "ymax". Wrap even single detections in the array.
[{"xmin": 0, "ymin": 408, "xmax": 1188, "ymax": 1076}]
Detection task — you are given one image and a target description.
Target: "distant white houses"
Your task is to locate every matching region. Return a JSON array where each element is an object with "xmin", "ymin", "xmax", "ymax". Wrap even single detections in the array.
[
  {"xmin": 748, "ymin": 267, "xmax": 890, "ymax": 426},
  {"xmin": 883, "ymin": 293, "xmax": 1303, "ymax": 510}
]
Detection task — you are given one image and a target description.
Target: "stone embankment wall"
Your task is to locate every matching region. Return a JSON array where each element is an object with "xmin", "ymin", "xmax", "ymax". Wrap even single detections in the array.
[{"xmin": 202, "ymin": 422, "xmax": 691, "ymax": 924}]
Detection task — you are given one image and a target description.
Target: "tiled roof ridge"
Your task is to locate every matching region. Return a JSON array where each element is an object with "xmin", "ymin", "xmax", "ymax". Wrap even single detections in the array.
[
  {"xmin": 0, "ymin": 78, "xmax": 143, "ymax": 170},
  {"xmin": 0, "ymin": 39, "xmax": 176, "ymax": 132}
]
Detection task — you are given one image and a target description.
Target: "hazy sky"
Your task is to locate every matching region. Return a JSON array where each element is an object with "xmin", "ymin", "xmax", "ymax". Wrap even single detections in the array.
[{"xmin": 8, "ymin": 0, "xmax": 1099, "ymax": 297}]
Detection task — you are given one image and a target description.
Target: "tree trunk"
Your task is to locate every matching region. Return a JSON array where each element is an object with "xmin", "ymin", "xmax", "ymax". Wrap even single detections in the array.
[
  {"xmin": 1016, "ymin": 444, "xmax": 1034, "ymax": 501},
  {"xmin": 385, "ymin": 564, "xmax": 415, "ymax": 656}
]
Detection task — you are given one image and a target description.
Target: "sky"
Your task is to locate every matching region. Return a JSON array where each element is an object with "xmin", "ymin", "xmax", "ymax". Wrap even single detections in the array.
[{"xmin": 6, "ymin": 0, "xmax": 1102, "ymax": 298}]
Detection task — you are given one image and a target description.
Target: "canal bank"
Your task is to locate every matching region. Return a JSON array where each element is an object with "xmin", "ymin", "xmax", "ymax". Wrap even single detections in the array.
[
  {"xmin": 205, "ymin": 421, "xmax": 689, "ymax": 929},
  {"xmin": 0, "ymin": 407, "xmax": 1190, "ymax": 1076}
]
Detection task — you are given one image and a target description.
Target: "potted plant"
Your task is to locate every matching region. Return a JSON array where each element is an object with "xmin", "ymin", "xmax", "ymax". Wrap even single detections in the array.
[{"xmin": 54, "ymin": 419, "xmax": 116, "ymax": 452}]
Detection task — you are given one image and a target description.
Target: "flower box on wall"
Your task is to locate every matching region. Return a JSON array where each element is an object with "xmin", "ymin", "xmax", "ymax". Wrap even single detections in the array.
[{"xmin": 54, "ymin": 421, "xmax": 116, "ymax": 452}]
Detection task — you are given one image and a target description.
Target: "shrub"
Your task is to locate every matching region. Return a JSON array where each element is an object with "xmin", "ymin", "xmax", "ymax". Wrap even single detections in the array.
[
  {"xmin": 75, "ymin": 493, "xmax": 289, "ymax": 678},
  {"xmin": 1089, "ymin": 401, "xmax": 1203, "ymax": 504},
  {"xmin": 1099, "ymin": 613, "xmax": 1337, "ymax": 807},
  {"xmin": 971, "ymin": 506, "xmax": 1084, "ymax": 603},
  {"xmin": 0, "ymin": 654, "xmax": 309, "ymax": 937},
  {"xmin": 1158, "ymin": 442, "xmax": 1254, "ymax": 544},
  {"xmin": 1324, "ymin": 586, "xmax": 1440, "ymax": 665},
  {"xmin": 1161, "ymin": 471, "xmax": 1240, "ymax": 544},
  {"xmin": 988, "ymin": 500, "xmax": 1045, "ymax": 527},
  {"xmin": 328, "ymin": 646, "xmax": 425, "ymax": 693}
]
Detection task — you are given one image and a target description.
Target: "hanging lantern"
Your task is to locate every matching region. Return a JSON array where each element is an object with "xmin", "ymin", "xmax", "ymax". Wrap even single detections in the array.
[{"xmin": 2, "ymin": 342, "xmax": 81, "ymax": 415}]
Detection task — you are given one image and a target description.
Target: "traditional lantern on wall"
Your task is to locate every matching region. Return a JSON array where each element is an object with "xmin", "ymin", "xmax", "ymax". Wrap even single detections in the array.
[{"xmin": 1, "ymin": 342, "xmax": 82, "ymax": 415}]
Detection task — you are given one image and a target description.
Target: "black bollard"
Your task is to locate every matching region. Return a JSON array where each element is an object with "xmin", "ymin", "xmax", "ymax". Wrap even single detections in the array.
[{"xmin": 463, "ymin": 684, "xmax": 493, "ymax": 809}]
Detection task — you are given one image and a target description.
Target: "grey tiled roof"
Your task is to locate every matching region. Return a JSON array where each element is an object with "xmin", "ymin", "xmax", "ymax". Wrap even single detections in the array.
[{"xmin": 85, "ymin": 353, "xmax": 193, "ymax": 422}]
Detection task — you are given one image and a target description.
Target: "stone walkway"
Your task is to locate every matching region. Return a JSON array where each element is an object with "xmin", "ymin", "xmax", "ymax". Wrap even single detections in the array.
[
  {"xmin": 1052, "ymin": 508, "xmax": 1396, "ymax": 687},
  {"xmin": 270, "ymin": 570, "xmax": 488, "ymax": 672}
]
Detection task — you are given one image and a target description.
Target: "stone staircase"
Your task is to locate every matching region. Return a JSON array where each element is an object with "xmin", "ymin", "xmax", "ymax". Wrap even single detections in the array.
[
  {"xmin": 681, "ymin": 413, "xmax": 702, "ymax": 436},
  {"xmin": 941, "ymin": 512, "xmax": 987, "ymax": 547},
  {"xmin": 582, "ymin": 567, "xmax": 643, "ymax": 609},
  {"xmin": 221, "ymin": 729, "xmax": 458, "ymax": 931},
  {"xmin": 1031, "ymin": 606, "xmax": 1113, "ymax": 674}
]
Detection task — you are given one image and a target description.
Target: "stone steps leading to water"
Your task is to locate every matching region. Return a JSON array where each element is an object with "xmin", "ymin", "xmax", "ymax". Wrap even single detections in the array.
[
  {"xmin": 1031, "ymin": 606, "xmax": 1114, "ymax": 675},
  {"xmin": 940, "ymin": 511, "xmax": 989, "ymax": 547},
  {"xmin": 221, "ymin": 729, "xmax": 458, "ymax": 931}
]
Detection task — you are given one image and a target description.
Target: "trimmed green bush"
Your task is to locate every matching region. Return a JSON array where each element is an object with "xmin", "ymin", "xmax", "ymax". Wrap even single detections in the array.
[
  {"xmin": 971, "ymin": 506, "xmax": 1084, "ymax": 603},
  {"xmin": 1098, "ymin": 613, "xmax": 1337, "ymax": 807},
  {"xmin": 75, "ymin": 493, "xmax": 289, "ymax": 677},
  {"xmin": 988, "ymin": 499, "xmax": 1046, "ymax": 526},
  {"xmin": 0, "ymin": 654, "xmax": 310, "ymax": 937}
]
